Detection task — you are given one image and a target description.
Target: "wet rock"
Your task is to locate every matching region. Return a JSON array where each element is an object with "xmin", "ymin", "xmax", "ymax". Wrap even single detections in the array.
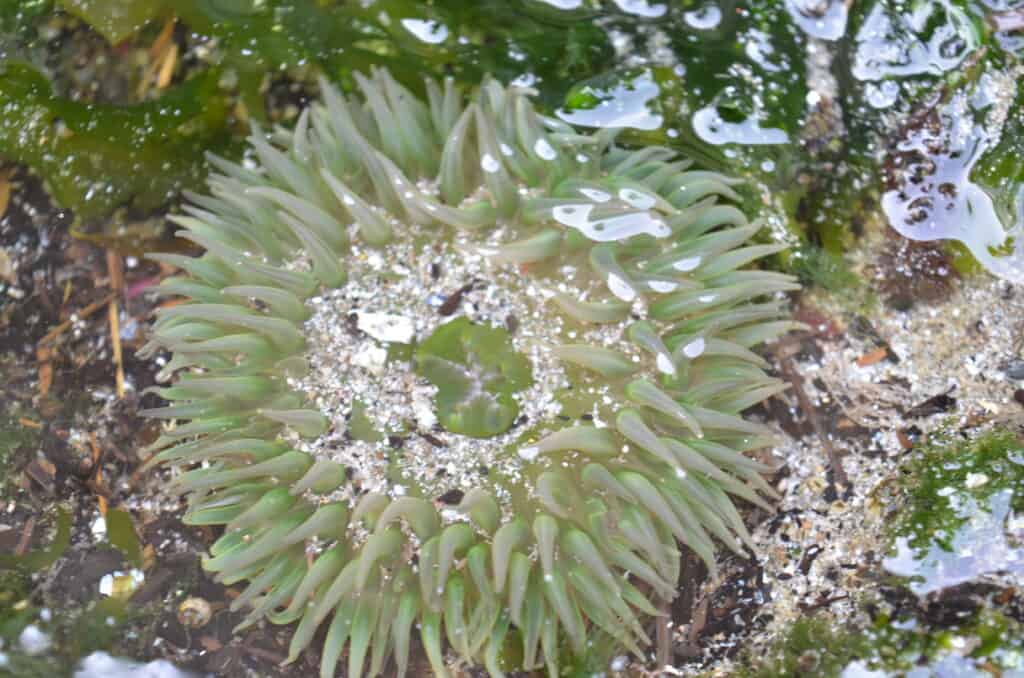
[
  {"xmin": 904, "ymin": 392, "xmax": 957, "ymax": 418},
  {"xmin": 52, "ymin": 547, "xmax": 126, "ymax": 606},
  {"xmin": 1004, "ymin": 359, "xmax": 1024, "ymax": 381},
  {"xmin": 873, "ymin": 239, "xmax": 958, "ymax": 311},
  {"xmin": 920, "ymin": 582, "xmax": 1000, "ymax": 627}
]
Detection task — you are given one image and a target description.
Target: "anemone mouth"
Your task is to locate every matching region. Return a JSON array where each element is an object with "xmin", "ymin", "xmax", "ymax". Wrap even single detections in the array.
[
  {"xmin": 140, "ymin": 67, "xmax": 800, "ymax": 678},
  {"xmin": 293, "ymin": 231, "xmax": 571, "ymax": 501}
]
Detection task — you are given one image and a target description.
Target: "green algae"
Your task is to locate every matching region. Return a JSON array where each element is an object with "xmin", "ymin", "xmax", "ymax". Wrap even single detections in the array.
[
  {"xmin": 56, "ymin": 0, "xmax": 171, "ymax": 44},
  {"xmin": 881, "ymin": 428, "xmax": 1024, "ymax": 598},
  {"xmin": 0, "ymin": 61, "xmax": 232, "ymax": 219},
  {"xmin": 0, "ymin": 0, "xmax": 614, "ymax": 220},
  {"xmin": 0, "ymin": 582, "xmax": 134, "ymax": 678},
  {"xmin": 0, "ymin": 413, "xmax": 40, "ymax": 494},
  {"xmin": 735, "ymin": 429, "xmax": 1024, "ymax": 678},
  {"xmin": 0, "ymin": 507, "xmax": 71, "ymax": 573},
  {"xmin": 0, "ymin": 508, "xmax": 167, "ymax": 676},
  {"xmin": 866, "ymin": 607, "xmax": 1024, "ymax": 675},
  {"xmin": 415, "ymin": 318, "xmax": 533, "ymax": 438},
  {"xmin": 103, "ymin": 508, "xmax": 144, "ymax": 570},
  {"xmin": 46, "ymin": 0, "xmax": 614, "ymax": 113},
  {"xmin": 0, "ymin": 0, "xmax": 52, "ymax": 37},
  {"xmin": 175, "ymin": 0, "xmax": 613, "ymax": 104},
  {"xmin": 972, "ymin": 83, "xmax": 1024, "ymax": 243},
  {"xmin": 892, "ymin": 428, "xmax": 1024, "ymax": 553},
  {"xmin": 737, "ymin": 607, "xmax": 1024, "ymax": 678},
  {"xmin": 785, "ymin": 243, "xmax": 870, "ymax": 307},
  {"xmin": 736, "ymin": 617, "xmax": 872, "ymax": 678},
  {"xmin": 3, "ymin": 0, "xmax": 1022, "ymax": 289}
]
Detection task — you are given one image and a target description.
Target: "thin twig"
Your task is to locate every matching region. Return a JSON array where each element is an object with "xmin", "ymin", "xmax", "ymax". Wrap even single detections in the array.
[
  {"xmin": 107, "ymin": 301, "xmax": 123, "ymax": 399},
  {"xmin": 157, "ymin": 44, "xmax": 178, "ymax": 89},
  {"xmin": 37, "ymin": 293, "xmax": 115, "ymax": 346},
  {"xmin": 89, "ymin": 432, "xmax": 110, "ymax": 514},
  {"xmin": 684, "ymin": 596, "xmax": 709, "ymax": 652},
  {"xmin": 239, "ymin": 644, "xmax": 287, "ymax": 665},
  {"xmin": 0, "ymin": 168, "xmax": 11, "ymax": 220},
  {"xmin": 799, "ymin": 593, "xmax": 850, "ymax": 613},
  {"xmin": 138, "ymin": 18, "xmax": 177, "ymax": 98},
  {"xmin": 777, "ymin": 338, "xmax": 850, "ymax": 489},
  {"xmin": 15, "ymin": 516, "xmax": 36, "ymax": 556},
  {"xmin": 106, "ymin": 249, "xmax": 124, "ymax": 295},
  {"xmin": 109, "ymin": 299, "xmax": 125, "ymax": 398}
]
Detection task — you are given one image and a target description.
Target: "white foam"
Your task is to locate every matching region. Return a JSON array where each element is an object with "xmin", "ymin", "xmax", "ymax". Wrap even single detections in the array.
[{"xmin": 74, "ymin": 652, "xmax": 197, "ymax": 678}]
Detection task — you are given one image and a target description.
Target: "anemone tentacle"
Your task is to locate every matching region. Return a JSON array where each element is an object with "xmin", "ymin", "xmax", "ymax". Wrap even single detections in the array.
[{"xmin": 143, "ymin": 67, "xmax": 799, "ymax": 677}]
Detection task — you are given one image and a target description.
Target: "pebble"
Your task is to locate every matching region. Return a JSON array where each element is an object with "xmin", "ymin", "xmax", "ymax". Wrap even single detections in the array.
[{"xmin": 1004, "ymin": 359, "xmax": 1024, "ymax": 380}]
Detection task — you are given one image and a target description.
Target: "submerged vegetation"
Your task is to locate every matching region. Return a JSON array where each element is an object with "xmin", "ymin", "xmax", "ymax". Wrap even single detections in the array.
[
  {"xmin": 884, "ymin": 427, "xmax": 1024, "ymax": 597},
  {"xmin": 0, "ymin": 62, "xmax": 232, "ymax": 219},
  {"xmin": 738, "ymin": 427, "xmax": 1024, "ymax": 678},
  {"xmin": 739, "ymin": 606, "xmax": 1024, "ymax": 678},
  {"xmin": 892, "ymin": 428, "xmax": 1024, "ymax": 553},
  {"xmin": 0, "ymin": 508, "xmax": 134, "ymax": 678},
  {"xmin": 2, "ymin": 0, "xmax": 1024, "ymax": 286}
]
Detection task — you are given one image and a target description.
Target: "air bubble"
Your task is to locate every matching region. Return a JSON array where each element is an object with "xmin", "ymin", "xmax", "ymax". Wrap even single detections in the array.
[
  {"xmin": 618, "ymin": 188, "xmax": 657, "ymax": 209},
  {"xmin": 682, "ymin": 337, "xmax": 706, "ymax": 358},
  {"xmin": 518, "ymin": 446, "xmax": 540, "ymax": 461},
  {"xmin": 606, "ymin": 273, "xmax": 637, "ymax": 302},
  {"xmin": 534, "ymin": 138, "xmax": 557, "ymax": 160},
  {"xmin": 673, "ymin": 256, "xmax": 702, "ymax": 272},
  {"xmin": 579, "ymin": 188, "xmax": 612, "ymax": 203},
  {"xmin": 612, "ymin": 0, "xmax": 666, "ymax": 18},
  {"xmin": 647, "ymin": 280, "xmax": 679, "ymax": 293},
  {"xmin": 481, "ymin": 153, "xmax": 501, "ymax": 173}
]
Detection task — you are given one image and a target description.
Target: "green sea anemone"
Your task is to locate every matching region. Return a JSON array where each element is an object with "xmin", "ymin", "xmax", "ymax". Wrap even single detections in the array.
[{"xmin": 140, "ymin": 68, "xmax": 800, "ymax": 677}]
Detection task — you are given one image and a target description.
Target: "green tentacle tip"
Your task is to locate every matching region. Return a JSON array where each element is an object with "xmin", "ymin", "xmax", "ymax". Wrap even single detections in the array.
[
  {"xmin": 415, "ymin": 318, "xmax": 533, "ymax": 438},
  {"xmin": 142, "ymin": 66, "xmax": 798, "ymax": 678}
]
